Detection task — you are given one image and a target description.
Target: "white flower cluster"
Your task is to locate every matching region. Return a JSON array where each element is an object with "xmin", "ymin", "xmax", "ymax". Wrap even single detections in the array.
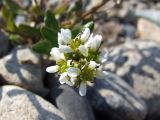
[{"xmin": 46, "ymin": 28, "xmax": 108, "ymax": 96}]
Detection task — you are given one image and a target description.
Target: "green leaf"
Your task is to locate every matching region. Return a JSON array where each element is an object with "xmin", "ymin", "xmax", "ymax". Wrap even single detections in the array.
[
  {"xmin": 71, "ymin": 27, "xmax": 82, "ymax": 38},
  {"xmin": 32, "ymin": 40, "xmax": 52, "ymax": 54},
  {"xmin": 7, "ymin": 12, "xmax": 16, "ymax": 31},
  {"xmin": 1, "ymin": 6, "xmax": 8, "ymax": 21},
  {"xmin": 18, "ymin": 24, "xmax": 40, "ymax": 37},
  {"xmin": 9, "ymin": 34, "xmax": 23, "ymax": 43},
  {"xmin": 3, "ymin": 0, "xmax": 21, "ymax": 14},
  {"xmin": 44, "ymin": 10, "xmax": 59, "ymax": 31},
  {"xmin": 40, "ymin": 26, "xmax": 58, "ymax": 47}
]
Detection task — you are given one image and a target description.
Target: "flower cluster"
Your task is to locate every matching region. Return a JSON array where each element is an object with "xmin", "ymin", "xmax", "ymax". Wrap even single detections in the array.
[{"xmin": 46, "ymin": 28, "xmax": 108, "ymax": 96}]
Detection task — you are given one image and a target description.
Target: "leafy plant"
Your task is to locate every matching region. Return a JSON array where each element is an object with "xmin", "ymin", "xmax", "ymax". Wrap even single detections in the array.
[{"xmin": 0, "ymin": 0, "xmax": 120, "ymax": 54}]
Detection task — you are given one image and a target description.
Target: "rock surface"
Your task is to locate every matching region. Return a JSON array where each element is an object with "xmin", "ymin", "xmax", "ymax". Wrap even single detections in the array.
[
  {"xmin": 135, "ymin": 10, "xmax": 160, "ymax": 26},
  {"xmin": 0, "ymin": 31, "xmax": 9, "ymax": 58},
  {"xmin": 0, "ymin": 46, "xmax": 47, "ymax": 95},
  {"xmin": 47, "ymin": 74, "xmax": 95, "ymax": 120},
  {"xmin": 104, "ymin": 40, "xmax": 160, "ymax": 119},
  {"xmin": 137, "ymin": 18, "xmax": 160, "ymax": 43},
  {"xmin": 0, "ymin": 85, "xmax": 64, "ymax": 120},
  {"xmin": 87, "ymin": 72, "xmax": 147, "ymax": 120}
]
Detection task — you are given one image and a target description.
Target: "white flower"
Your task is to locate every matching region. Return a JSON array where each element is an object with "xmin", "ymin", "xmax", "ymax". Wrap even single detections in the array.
[
  {"xmin": 47, "ymin": 27, "xmax": 106, "ymax": 96},
  {"xmin": 58, "ymin": 28, "xmax": 71, "ymax": 45},
  {"xmin": 59, "ymin": 45, "xmax": 73, "ymax": 53},
  {"xmin": 78, "ymin": 45, "xmax": 88, "ymax": 56},
  {"xmin": 59, "ymin": 72, "xmax": 69, "ymax": 84},
  {"xmin": 79, "ymin": 82, "xmax": 87, "ymax": 96},
  {"xmin": 90, "ymin": 35, "xmax": 102, "ymax": 51},
  {"xmin": 81, "ymin": 28, "xmax": 90, "ymax": 43},
  {"xmin": 46, "ymin": 65, "xmax": 59, "ymax": 73},
  {"xmin": 50, "ymin": 47, "xmax": 65, "ymax": 61},
  {"xmin": 88, "ymin": 61, "xmax": 99, "ymax": 69},
  {"xmin": 67, "ymin": 67, "xmax": 80, "ymax": 78}
]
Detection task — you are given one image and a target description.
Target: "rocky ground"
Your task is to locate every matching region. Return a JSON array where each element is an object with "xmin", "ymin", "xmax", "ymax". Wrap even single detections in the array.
[{"xmin": 0, "ymin": 0, "xmax": 160, "ymax": 120}]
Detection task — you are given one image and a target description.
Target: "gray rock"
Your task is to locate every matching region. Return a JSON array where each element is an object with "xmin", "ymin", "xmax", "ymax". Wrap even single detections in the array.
[
  {"xmin": 122, "ymin": 24, "xmax": 136, "ymax": 39},
  {"xmin": 0, "ymin": 46, "xmax": 47, "ymax": 96},
  {"xmin": 135, "ymin": 10, "xmax": 160, "ymax": 26},
  {"xmin": 0, "ymin": 85, "xmax": 64, "ymax": 120},
  {"xmin": 87, "ymin": 73, "xmax": 147, "ymax": 120},
  {"xmin": 47, "ymin": 74, "xmax": 95, "ymax": 120},
  {"xmin": 104, "ymin": 40, "xmax": 160, "ymax": 119},
  {"xmin": 0, "ymin": 31, "xmax": 9, "ymax": 58}
]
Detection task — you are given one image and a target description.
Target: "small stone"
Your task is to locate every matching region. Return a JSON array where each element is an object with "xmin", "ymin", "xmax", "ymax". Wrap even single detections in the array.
[
  {"xmin": 0, "ymin": 46, "xmax": 47, "ymax": 96},
  {"xmin": 87, "ymin": 73, "xmax": 147, "ymax": 120},
  {"xmin": 137, "ymin": 18, "xmax": 160, "ymax": 43},
  {"xmin": 0, "ymin": 85, "xmax": 64, "ymax": 120},
  {"xmin": 47, "ymin": 74, "xmax": 95, "ymax": 120}
]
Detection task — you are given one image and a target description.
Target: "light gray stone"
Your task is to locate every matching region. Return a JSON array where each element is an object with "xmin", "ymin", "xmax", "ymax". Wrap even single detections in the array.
[
  {"xmin": 87, "ymin": 73, "xmax": 147, "ymax": 120},
  {"xmin": 0, "ymin": 85, "xmax": 64, "ymax": 120},
  {"xmin": 47, "ymin": 74, "xmax": 95, "ymax": 120},
  {"xmin": 104, "ymin": 40, "xmax": 160, "ymax": 119},
  {"xmin": 135, "ymin": 10, "xmax": 160, "ymax": 26},
  {"xmin": 0, "ymin": 46, "xmax": 47, "ymax": 95}
]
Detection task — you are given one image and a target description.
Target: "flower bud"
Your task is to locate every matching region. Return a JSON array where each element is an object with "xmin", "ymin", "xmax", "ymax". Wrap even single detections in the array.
[
  {"xmin": 60, "ymin": 28, "xmax": 71, "ymax": 44},
  {"xmin": 90, "ymin": 35, "xmax": 102, "ymax": 51},
  {"xmin": 81, "ymin": 28, "xmax": 90, "ymax": 43}
]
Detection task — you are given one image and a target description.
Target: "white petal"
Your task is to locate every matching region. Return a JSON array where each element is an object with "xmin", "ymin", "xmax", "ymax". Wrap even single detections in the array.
[
  {"xmin": 79, "ymin": 82, "xmax": 87, "ymax": 96},
  {"xmin": 50, "ymin": 47, "xmax": 65, "ymax": 61},
  {"xmin": 59, "ymin": 45, "xmax": 73, "ymax": 53},
  {"xmin": 70, "ymin": 77, "xmax": 77, "ymax": 84},
  {"xmin": 81, "ymin": 28, "xmax": 90, "ymax": 43},
  {"xmin": 95, "ymin": 71, "xmax": 109, "ymax": 79},
  {"xmin": 67, "ymin": 67, "xmax": 80, "ymax": 78},
  {"xmin": 88, "ymin": 61, "xmax": 98, "ymax": 69},
  {"xmin": 66, "ymin": 81, "xmax": 74, "ymax": 86},
  {"xmin": 60, "ymin": 53, "xmax": 65, "ymax": 60},
  {"xmin": 46, "ymin": 65, "xmax": 59, "ymax": 73},
  {"xmin": 59, "ymin": 72, "xmax": 68, "ymax": 84},
  {"xmin": 78, "ymin": 45, "xmax": 88, "ymax": 56},
  {"xmin": 58, "ymin": 32, "xmax": 64, "ymax": 45},
  {"xmin": 84, "ymin": 33, "xmax": 93, "ymax": 48},
  {"xmin": 61, "ymin": 28, "xmax": 71, "ymax": 44},
  {"xmin": 91, "ymin": 35, "xmax": 102, "ymax": 51}
]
